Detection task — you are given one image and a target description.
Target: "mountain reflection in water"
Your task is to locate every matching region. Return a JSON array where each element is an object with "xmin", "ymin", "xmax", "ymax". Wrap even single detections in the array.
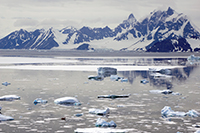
[{"xmin": 119, "ymin": 64, "xmax": 196, "ymax": 90}]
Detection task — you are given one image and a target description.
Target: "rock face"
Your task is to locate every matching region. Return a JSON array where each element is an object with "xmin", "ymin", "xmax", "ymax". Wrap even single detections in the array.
[{"xmin": 0, "ymin": 7, "xmax": 199, "ymax": 52}]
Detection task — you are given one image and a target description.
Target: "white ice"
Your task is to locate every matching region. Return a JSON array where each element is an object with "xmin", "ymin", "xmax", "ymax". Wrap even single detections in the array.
[
  {"xmin": 0, "ymin": 114, "xmax": 14, "ymax": 121},
  {"xmin": 0, "ymin": 95, "xmax": 20, "ymax": 101}
]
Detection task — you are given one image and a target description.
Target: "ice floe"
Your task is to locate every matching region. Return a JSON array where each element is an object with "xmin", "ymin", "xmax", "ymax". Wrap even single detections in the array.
[
  {"xmin": 0, "ymin": 114, "xmax": 14, "ymax": 121},
  {"xmin": 95, "ymin": 118, "xmax": 116, "ymax": 128},
  {"xmin": 161, "ymin": 106, "xmax": 200, "ymax": 118},
  {"xmin": 0, "ymin": 95, "xmax": 20, "ymax": 101},
  {"xmin": 2, "ymin": 81, "xmax": 11, "ymax": 86},
  {"xmin": 150, "ymin": 90, "xmax": 181, "ymax": 95},
  {"xmin": 54, "ymin": 97, "xmax": 81, "ymax": 106},
  {"xmin": 98, "ymin": 94, "xmax": 130, "ymax": 99},
  {"xmin": 89, "ymin": 108, "xmax": 110, "ymax": 116},
  {"xmin": 33, "ymin": 98, "xmax": 48, "ymax": 105}
]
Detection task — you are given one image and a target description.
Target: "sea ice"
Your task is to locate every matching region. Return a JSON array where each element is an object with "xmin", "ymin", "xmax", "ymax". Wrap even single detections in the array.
[
  {"xmin": 150, "ymin": 90, "xmax": 181, "ymax": 95},
  {"xmin": 2, "ymin": 82, "xmax": 11, "ymax": 86},
  {"xmin": 187, "ymin": 110, "xmax": 200, "ymax": 118},
  {"xmin": 33, "ymin": 98, "xmax": 48, "ymax": 105},
  {"xmin": 95, "ymin": 118, "xmax": 116, "ymax": 128},
  {"xmin": 0, "ymin": 114, "xmax": 14, "ymax": 121},
  {"xmin": 54, "ymin": 97, "xmax": 81, "ymax": 106},
  {"xmin": 187, "ymin": 55, "xmax": 200, "ymax": 64},
  {"xmin": 140, "ymin": 79, "xmax": 149, "ymax": 84},
  {"xmin": 161, "ymin": 106, "xmax": 200, "ymax": 118},
  {"xmin": 110, "ymin": 75, "xmax": 121, "ymax": 81},
  {"xmin": 89, "ymin": 108, "xmax": 110, "ymax": 116},
  {"xmin": 161, "ymin": 106, "xmax": 186, "ymax": 118},
  {"xmin": 121, "ymin": 78, "xmax": 128, "ymax": 82},
  {"xmin": 98, "ymin": 94, "xmax": 130, "ymax": 99},
  {"xmin": 88, "ymin": 75, "xmax": 104, "ymax": 81},
  {"xmin": 0, "ymin": 95, "xmax": 20, "ymax": 101}
]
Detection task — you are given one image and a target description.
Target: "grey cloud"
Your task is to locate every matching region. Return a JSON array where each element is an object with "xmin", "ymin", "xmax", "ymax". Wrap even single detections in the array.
[{"xmin": 14, "ymin": 19, "xmax": 39, "ymax": 27}]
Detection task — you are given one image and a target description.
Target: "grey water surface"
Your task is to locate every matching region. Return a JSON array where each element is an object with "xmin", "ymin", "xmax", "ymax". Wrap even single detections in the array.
[{"xmin": 0, "ymin": 56, "xmax": 199, "ymax": 133}]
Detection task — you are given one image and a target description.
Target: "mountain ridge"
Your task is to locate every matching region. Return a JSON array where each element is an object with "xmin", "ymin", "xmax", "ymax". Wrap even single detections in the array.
[{"xmin": 0, "ymin": 7, "xmax": 199, "ymax": 52}]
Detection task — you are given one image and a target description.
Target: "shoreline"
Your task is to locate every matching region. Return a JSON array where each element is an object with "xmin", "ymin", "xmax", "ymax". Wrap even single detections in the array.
[{"xmin": 0, "ymin": 49, "xmax": 199, "ymax": 58}]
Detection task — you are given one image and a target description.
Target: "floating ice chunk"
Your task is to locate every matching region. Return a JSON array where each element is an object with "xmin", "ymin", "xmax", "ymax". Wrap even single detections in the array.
[
  {"xmin": 110, "ymin": 75, "xmax": 128, "ymax": 82},
  {"xmin": 0, "ymin": 106, "xmax": 1, "ymax": 110},
  {"xmin": 74, "ymin": 113, "xmax": 83, "ymax": 117},
  {"xmin": 98, "ymin": 94, "xmax": 130, "ymax": 99},
  {"xmin": 195, "ymin": 130, "xmax": 200, "ymax": 133},
  {"xmin": 2, "ymin": 82, "xmax": 11, "ymax": 86},
  {"xmin": 88, "ymin": 75, "xmax": 104, "ymax": 81},
  {"xmin": 161, "ymin": 90, "xmax": 173, "ymax": 95},
  {"xmin": 187, "ymin": 110, "xmax": 200, "ymax": 118},
  {"xmin": 110, "ymin": 75, "xmax": 121, "ymax": 81},
  {"xmin": 140, "ymin": 79, "xmax": 149, "ymax": 84},
  {"xmin": 89, "ymin": 108, "xmax": 110, "ymax": 116},
  {"xmin": 150, "ymin": 90, "xmax": 172, "ymax": 94},
  {"xmin": 187, "ymin": 55, "xmax": 200, "ymax": 64},
  {"xmin": 33, "ymin": 98, "xmax": 48, "ymax": 105},
  {"xmin": 0, "ymin": 114, "xmax": 14, "ymax": 121},
  {"xmin": 95, "ymin": 118, "xmax": 116, "ymax": 128},
  {"xmin": 0, "ymin": 95, "xmax": 20, "ymax": 101},
  {"xmin": 150, "ymin": 90, "xmax": 181, "ymax": 95},
  {"xmin": 54, "ymin": 97, "xmax": 81, "ymax": 106},
  {"xmin": 121, "ymin": 78, "xmax": 128, "ymax": 82},
  {"xmin": 161, "ymin": 106, "xmax": 186, "ymax": 118}
]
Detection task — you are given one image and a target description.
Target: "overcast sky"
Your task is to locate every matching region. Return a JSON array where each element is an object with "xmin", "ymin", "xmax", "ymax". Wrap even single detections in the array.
[{"xmin": 0, "ymin": 0, "xmax": 200, "ymax": 38}]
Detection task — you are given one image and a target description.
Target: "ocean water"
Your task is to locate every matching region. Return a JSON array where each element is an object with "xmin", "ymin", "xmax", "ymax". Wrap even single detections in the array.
[{"xmin": 0, "ymin": 56, "xmax": 199, "ymax": 133}]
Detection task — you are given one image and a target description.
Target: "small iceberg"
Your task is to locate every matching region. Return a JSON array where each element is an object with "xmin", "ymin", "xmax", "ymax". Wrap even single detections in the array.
[
  {"xmin": 161, "ymin": 106, "xmax": 200, "ymax": 118},
  {"xmin": 2, "ymin": 82, "xmax": 11, "ymax": 86},
  {"xmin": 161, "ymin": 106, "xmax": 186, "ymax": 118},
  {"xmin": 74, "ymin": 113, "xmax": 83, "ymax": 117},
  {"xmin": 110, "ymin": 75, "xmax": 121, "ymax": 81},
  {"xmin": 98, "ymin": 94, "xmax": 130, "ymax": 99},
  {"xmin": 150, "ymin": 90, "xmax": 181, "ymax": 95},
  {"xmin": 0, "ymin": 114, "xmax": 14, "ymax": 121},
  {"xmin": 89, "ymin": 108, "xmax": 110, "ymax": 116},
  {"xmin": 33, "ymin": 98, "xmax": 48, "ymax": 105},
  {"xmin": 0, "ymin": 95, "xmax": 20, "ymax": 101},
  {"xmin": 187, "ymin": 55, "xmax": 200, "ymax": 64},
  {"xmin": 140, "ymin": 79, "xmax": 149, "ymax": 84},
  {"xmin": 54, "ymin": 97, "xmax": 81, "ymax": 106},
  {"xmin": 88, "ymin": 75, "xmax": 104, "ymax": 81},
  {"xmin": 95, "ymin": 118, "xmax": 116, "ymax": 128},
  {"xmin": 110, "ymin": 75, "xmax": 128, "ymax": 82},
  {"xmin": 121, "ymin": 78, "xmax": 128, "ymax": 82},
  {"xmin": 187, "ymin": 110, "xmax": 200, "ymax": 118}
]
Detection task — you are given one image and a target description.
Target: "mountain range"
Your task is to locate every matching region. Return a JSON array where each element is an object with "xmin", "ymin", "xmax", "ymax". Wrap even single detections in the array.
[{"xmin": 0, "ymin": 7, "xmax": 200, "ymax": 52}]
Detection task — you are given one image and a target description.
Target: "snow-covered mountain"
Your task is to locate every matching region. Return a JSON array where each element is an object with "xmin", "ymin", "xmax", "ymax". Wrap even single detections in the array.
[
  {"xmin": 0, "ymin": 28, "xmax": 58, "ymax": 49},
  {"xmin": 0, "ymin": 7, "xmax": 200, "ymax": 52}
]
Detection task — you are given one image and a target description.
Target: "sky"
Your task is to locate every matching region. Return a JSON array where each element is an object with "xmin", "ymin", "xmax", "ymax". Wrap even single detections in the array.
[{"xmin": 0, "ymin": 0, "xmax": 200, "ymax": 38}]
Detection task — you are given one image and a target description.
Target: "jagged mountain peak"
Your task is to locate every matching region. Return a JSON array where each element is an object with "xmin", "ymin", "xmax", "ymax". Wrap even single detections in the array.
[
  {"xmin": 60, "ymin": 26, "xmax": 77, "ymax": 34},
  {"xmin": 166, "ymin": 7, "xmax": 174, "ymax": 15},
  {"xmin": 128, "ymin": 13, "xmax": 135, "ymax": 20},
  {"xmin": 123, "ymin": 13, "xmax": 137, "ymax": 26}
]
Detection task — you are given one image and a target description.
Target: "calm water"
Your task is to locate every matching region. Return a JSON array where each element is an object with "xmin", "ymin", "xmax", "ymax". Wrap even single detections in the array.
[{"xmin": 0, "ymin": 56, "xmax": 200, "ymax": 133}]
